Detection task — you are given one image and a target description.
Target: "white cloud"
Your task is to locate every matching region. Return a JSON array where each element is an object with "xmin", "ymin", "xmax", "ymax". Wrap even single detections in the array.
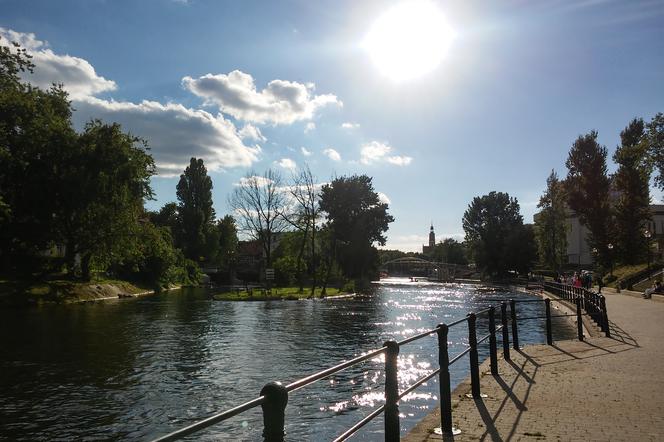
[
  {"xmin": 386, "ymin": 155, "xmax": 413, "ymax": 166},
  {"xmin": 304, "ymin": 122, "xmax": 316, "ymax": 133},
  {"xmin": 235, "ymin": 175, "xmax": 274, "ymax": 187},
  {"xmin": 276, "ymin": 158, "xmax": 297, "ymax": 170},
  {"xmin": 182, "ymin": 70, "xmax": 341, "ymax": 125},
  {"xmin": 74, "ymin": 96, "xmax": 261, "ymax": 176},
  {"xmin": 301, "ymin": 146, "xmax": 313, "ymax": 157},
  {"xmin": 341, "ymin": 122, "xmax": 360, "ymax": 129},
  {"xmin": 360, "ymin": 141, "xmax": 412, "ymax": 166},
  {"xmin": 377, "ymin": 192, "xmax": 391, "ymax": 205},
  {"xmin": 238, "ymin": 123, "xmax": 266, "ymax": 142},
  {"xmin": 0, "ymin": 27, "xmax": 116, "ymax": 99},
  {"xmin": 323, "ymin": 148, "xmax": 341, "ymax": 162}
]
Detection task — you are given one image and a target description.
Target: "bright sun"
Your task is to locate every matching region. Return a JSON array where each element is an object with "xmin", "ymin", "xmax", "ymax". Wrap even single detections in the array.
[{"xmin": 364, "ymin": 1, "xmax": 455, "ymax": 82}]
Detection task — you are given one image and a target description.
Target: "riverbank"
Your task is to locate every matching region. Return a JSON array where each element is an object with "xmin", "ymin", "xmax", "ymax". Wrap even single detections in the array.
[
  {"xmin": 0, "ymin": 277, "xmax": 177, "ymax": 307},
  {"xmin": 404, "ymin": 292, "xmax": 664, "ymax": 441},
  {"xmin": 212, "ymin": 286, "xmax": 342, "ymax": 301}
]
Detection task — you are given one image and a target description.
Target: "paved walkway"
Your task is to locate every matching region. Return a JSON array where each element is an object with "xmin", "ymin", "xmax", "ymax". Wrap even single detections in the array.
[{"xmin": 405, "ymin": 293, "xmax": 664, "ymax": 441}]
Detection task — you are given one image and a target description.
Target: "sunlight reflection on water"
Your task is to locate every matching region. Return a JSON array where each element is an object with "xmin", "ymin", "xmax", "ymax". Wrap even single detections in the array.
[{"xmin": 0, "ymin": 279, "xmax": 577, "ymax": 441}]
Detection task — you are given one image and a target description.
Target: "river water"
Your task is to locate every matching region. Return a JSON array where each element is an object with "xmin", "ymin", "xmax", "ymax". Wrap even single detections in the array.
[{"xmin": 0, "ymin": 278, "xmax": 575, "ymax": 441}]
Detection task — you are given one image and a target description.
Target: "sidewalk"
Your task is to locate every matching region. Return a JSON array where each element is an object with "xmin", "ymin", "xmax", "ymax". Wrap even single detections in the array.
[{"xmin": 404, "ymin": 293, "xmax": 664, "ymax": 441}]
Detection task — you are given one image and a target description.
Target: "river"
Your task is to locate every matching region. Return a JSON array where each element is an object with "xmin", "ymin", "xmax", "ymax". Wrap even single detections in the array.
[{"xmin": 0, "ymin": 278, "xmax": 576, "ymax": 441}]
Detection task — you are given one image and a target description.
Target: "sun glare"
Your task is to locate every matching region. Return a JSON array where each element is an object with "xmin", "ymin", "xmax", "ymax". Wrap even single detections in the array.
[{"xmin": 363, "ymin": 1, "xmax": 455, "ymax": 82}]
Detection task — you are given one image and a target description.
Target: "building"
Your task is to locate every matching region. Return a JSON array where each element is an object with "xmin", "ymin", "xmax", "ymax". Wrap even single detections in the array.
[
  {"xmin": 422, "ymin": 224, "xmax": 435, "ymax": 255},
  {"xmin": 564, "ymin": 204, "xmax": 664, "ymax": 266}
]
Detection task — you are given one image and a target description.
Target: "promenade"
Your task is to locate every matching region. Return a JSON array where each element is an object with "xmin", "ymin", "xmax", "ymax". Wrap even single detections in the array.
[{"xmin": 405, "ymin": 293, "xmax": 664, "ymax": 441}]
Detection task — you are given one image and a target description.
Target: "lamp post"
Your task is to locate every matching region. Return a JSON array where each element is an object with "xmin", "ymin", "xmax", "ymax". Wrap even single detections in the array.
[
  {"xmin": 608, "ymin": 243, "xmax": 614, "ymax": 277},
  {"xmin": 644, "ymin": 230, "xmax": 652, "ymax": 271}
]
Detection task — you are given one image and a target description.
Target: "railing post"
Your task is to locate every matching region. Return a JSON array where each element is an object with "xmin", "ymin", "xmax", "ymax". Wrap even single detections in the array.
[
  {"xmin": 260, "ymin": 382, "xmax": 288, "ymax": 442},
  {"xmin": 545, "ymin": 298, "xmax": 553, "ymax": 345},
  {"xmin": 576, "ymin": 297, "xmax": 584, "ymax": 342},
  {"xmin": 510, "ymin": 299, "xmax": 519, "ymax": 350},
  {"xmin": 501, "ymin": 302, "xmax": 510, "ymax": 361},
  {"xmin": 467, "ymin": 313, "xmax": 481, "ymax": 398},
  {"xmin": 600, "ymin": 295, "xmax": 611, "ymax": 338},
  {"xmin": 384, "ymin": 340, "xmax": 400, "ymax": 442},
  {"xmin": 436, "ymin": 324, "xmax": 453, "ymax": 436},
  {"xmin": 488, "ymin": 306, "xmax": 498, "ymax": 375}
]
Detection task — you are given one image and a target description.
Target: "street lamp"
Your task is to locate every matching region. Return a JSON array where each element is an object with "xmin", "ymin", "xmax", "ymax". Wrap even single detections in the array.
[
  {"xmin": 607, "ymin": 243, "xmax": 614, "ymax": 277},
  {"xmin": 644, "ymin": 230, "xmax": 652, "ymax": 271}
]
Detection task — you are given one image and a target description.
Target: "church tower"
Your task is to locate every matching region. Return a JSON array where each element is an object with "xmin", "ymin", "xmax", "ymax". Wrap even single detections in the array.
[
  {"xmin": 428, "ymin": 223, "xmax": 435, "ymax": 249},
  {"xmin": 423, "ymin": 223, "xmax": 436, "ymax": 255}
]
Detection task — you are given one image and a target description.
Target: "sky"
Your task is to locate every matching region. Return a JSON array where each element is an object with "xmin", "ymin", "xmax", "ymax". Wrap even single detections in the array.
[{"xmin": 1, "ymin": 0, "xmax": 663, "ymax": 251}]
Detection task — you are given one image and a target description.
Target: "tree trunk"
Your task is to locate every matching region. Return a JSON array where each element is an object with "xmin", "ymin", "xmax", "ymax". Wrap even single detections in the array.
[
  {"xmin": 81, "ymin": 253, "xmax": 92, "ymax": 281},
  {"xmin": 310, "ymin": 224, "xmax": 316, "ymax": 297},
  {"xmin": 296, "ymin": 224, "xmax": 308, "ymax": 294}
]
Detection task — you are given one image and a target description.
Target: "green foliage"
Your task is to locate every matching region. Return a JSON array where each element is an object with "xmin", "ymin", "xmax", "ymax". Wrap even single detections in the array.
[
  {"xmin": 565, "ymin": 131, "xmax": 613, "ymax": 267},
  {"xmin": 432, "ymin": 238, "xmax": 468, "ymax": 265},
  {"xmin": 646, "ymin": 113, "xmax": 664, "ymax": 191},
  {"xmin": 176, "ymin": 157, "xmax": 216, "ymax": 262},
  {"xmin": 534, "ymin": 170, "xmax": 568, "ymax": 271},
  {"xmin": 613, "ymin": 118, "xmax": 651, "ymax": 264},
  {"xmin": 463, "ymin": 191, "xmax": 533, "ymax": 276},
  {"xmin": 320, "ymin": 175, "xmax": 394, "ymax": 280}
]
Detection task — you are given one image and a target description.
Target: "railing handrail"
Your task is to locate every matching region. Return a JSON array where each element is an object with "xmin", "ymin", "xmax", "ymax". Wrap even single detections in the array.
[{"xmin": 151, "ymin": 285, "xmax": 609, "ymax": 442}]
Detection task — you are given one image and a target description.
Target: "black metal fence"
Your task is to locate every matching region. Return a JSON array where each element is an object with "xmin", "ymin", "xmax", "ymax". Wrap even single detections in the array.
[{"xmin": 151, "ymin": 285, "xmax": 609, "ymax": 442}]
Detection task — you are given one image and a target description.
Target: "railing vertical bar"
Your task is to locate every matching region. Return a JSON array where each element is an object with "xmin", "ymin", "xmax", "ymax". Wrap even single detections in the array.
[
  {"xmin": 261, "ymin": 382, "xmax": 288, "ymax": 442},
  {"xmin": 510, "ymin": 299, "xmax": 519, "ymax": 350},
  {"xmin": 576, "ymin": 297, "xmax": 584, "ymax": 342},
  {"xmin": 545, "ymin": 298, "xmax": 553, "ymax": 345},
  {"xmin": 384, "ymin": 340, "xmax": 400, "ymax": 442},
  {"xmin": 467, "ymin": 313, "xmax": 481, "ymax": 398},
  {"xmin": 600, "ymin": 295, "xmax": 610, "ymax": 338},
  {"xmin": 488, "ymin": 307, "xmax": 498, "ymax": 375},
  {"xmin": 501, "ymin": 302, "xmax": 510, "ymax": 361},
  {"xmin": 436, "ymin": 324, "xmax": 453, "ymax": 436}
]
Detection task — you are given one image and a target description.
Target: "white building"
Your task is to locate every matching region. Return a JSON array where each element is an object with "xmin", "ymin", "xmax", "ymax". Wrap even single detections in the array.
[{"xmin": 565, "ymin": 204, "xmax": 664, "ymax": 265}]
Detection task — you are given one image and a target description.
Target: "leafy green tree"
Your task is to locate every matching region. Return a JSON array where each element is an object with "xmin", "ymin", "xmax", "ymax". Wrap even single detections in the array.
[
  {"xmin": 462, "ymin": 191, "xmax": 523, "ymax": 276},
  {"xmin": 432, "ymin": 238, "xmax": 468, "ymax": 265},
  {"xmin": 319, "ymin": 175, "xmax": 394, "ymax": 284},
  {"xmin": 0, "ymin": 38, "xmax": 76, "ymax": 269},
  {"xmin": 505, "ymin": 223, "xmax": 538, "ymax": 275},
  {"xmin": 646, "ymin": 113, "xmax": 664, "ymax": 190},
  {"xmin": 534, "ymin": 170, "xmax": 568, "ymax": 271},
  {"xmin": 176, "ymin": 157, "xmax": 216, "ymax": 262},
  {"xmin": 150, "ymin": 202, "xmax": 179, "ymax": 233},
  {"xmin": 613, "ymin": 118, "xmax": 651, "ymax": 264},
  {"xmin": 56, "ymin": 120, "xmax": 155, "ymax": 279},
  {"xmin": 215, "ymin": 214, "xmax": 238, "ymax": 279},
  {"xmin": 565, "ymin": 131, "xmax": 613, "ymax": 267}
]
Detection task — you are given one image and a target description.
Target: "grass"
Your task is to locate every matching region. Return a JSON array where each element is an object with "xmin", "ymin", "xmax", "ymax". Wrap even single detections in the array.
[
  {"xmin": 0, "ymin": 274, "xmax": 147, "ymax": 305},
  {"xmin": 213, "ymin": 286, "xmax": 342, "ymax": 301},
  {"xmin": 605, "ymin": 263, "xmax": 648, "ymax": 288}
]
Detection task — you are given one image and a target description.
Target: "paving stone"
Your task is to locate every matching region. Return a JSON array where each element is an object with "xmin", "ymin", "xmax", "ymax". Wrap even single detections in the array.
[{"xmin": 404, "ymin": 293, "xmax": 664, "ymax": 442}]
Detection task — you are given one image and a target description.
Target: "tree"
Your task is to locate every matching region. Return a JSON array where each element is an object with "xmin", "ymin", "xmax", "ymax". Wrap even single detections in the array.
[
  {"xmin": 565, "ymin": 131, "xmax": 613, "ymax": 267},
  {"xmin": 646, "ymin": 113, "xmax": 664, "ymax": 191},
  {"xmin": 0, "ymin": 38, "xmax": 77, "ymax": 269},
  {"xmin": 176, "ymin": 157, "xmax": 216, "ymax": 262},
  {"xmin": 432, "ymin": 238, "xmax": 468, "ymax": 265},
  {"xmin": 282, "ymin": 165, "xmax": 320, "ymax": 294},
  {"xmin": 56, "ymin": 120, "xmax": 155, "ymax": 279},
  {"xmin": 613, "ymin": 118, "xmax": 651, "ymax": 264},
  {"xmin": 229, "ymin": 169, "xmax": 289, "ymax": 268},
  {"xmin": 505, "ymin": 223, "xmax": 538, "ymax": 275},
  {"xmin": 319, "ymin": 175, "xmax": 394, "ymax": 284},
  {"xmin": 534, "ymin": 170, "xmax": 568, "ymax": 271},
  {"xmin": 462, "ymin": 191, "xmax": 523, "ymax": 276},
  {"xmin": 215, "ymin": 214, "xmax": 238, "ymax": 279}
]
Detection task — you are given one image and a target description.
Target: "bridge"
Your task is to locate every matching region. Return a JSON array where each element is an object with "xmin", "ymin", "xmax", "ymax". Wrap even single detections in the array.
[{"xmin": 380, "ymin": 257, "xmax": 474, "ymax": 281}]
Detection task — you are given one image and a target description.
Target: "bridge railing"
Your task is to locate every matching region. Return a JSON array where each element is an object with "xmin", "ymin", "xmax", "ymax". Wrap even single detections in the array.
[{"xmin": 151, "ymin": 290, "xmax": 609, "ymax": 442}]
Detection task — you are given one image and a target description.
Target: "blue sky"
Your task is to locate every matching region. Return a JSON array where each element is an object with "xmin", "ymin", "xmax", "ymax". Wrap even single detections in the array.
[{"xmin": 1, "ymin": 0, "xmax": 663, "ymax": 251}]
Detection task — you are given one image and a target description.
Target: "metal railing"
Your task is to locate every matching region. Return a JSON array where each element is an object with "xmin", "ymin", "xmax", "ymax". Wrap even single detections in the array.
[{"xmin": 151, "ymin": 288, "xmax": 609, "ymax": 442}]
